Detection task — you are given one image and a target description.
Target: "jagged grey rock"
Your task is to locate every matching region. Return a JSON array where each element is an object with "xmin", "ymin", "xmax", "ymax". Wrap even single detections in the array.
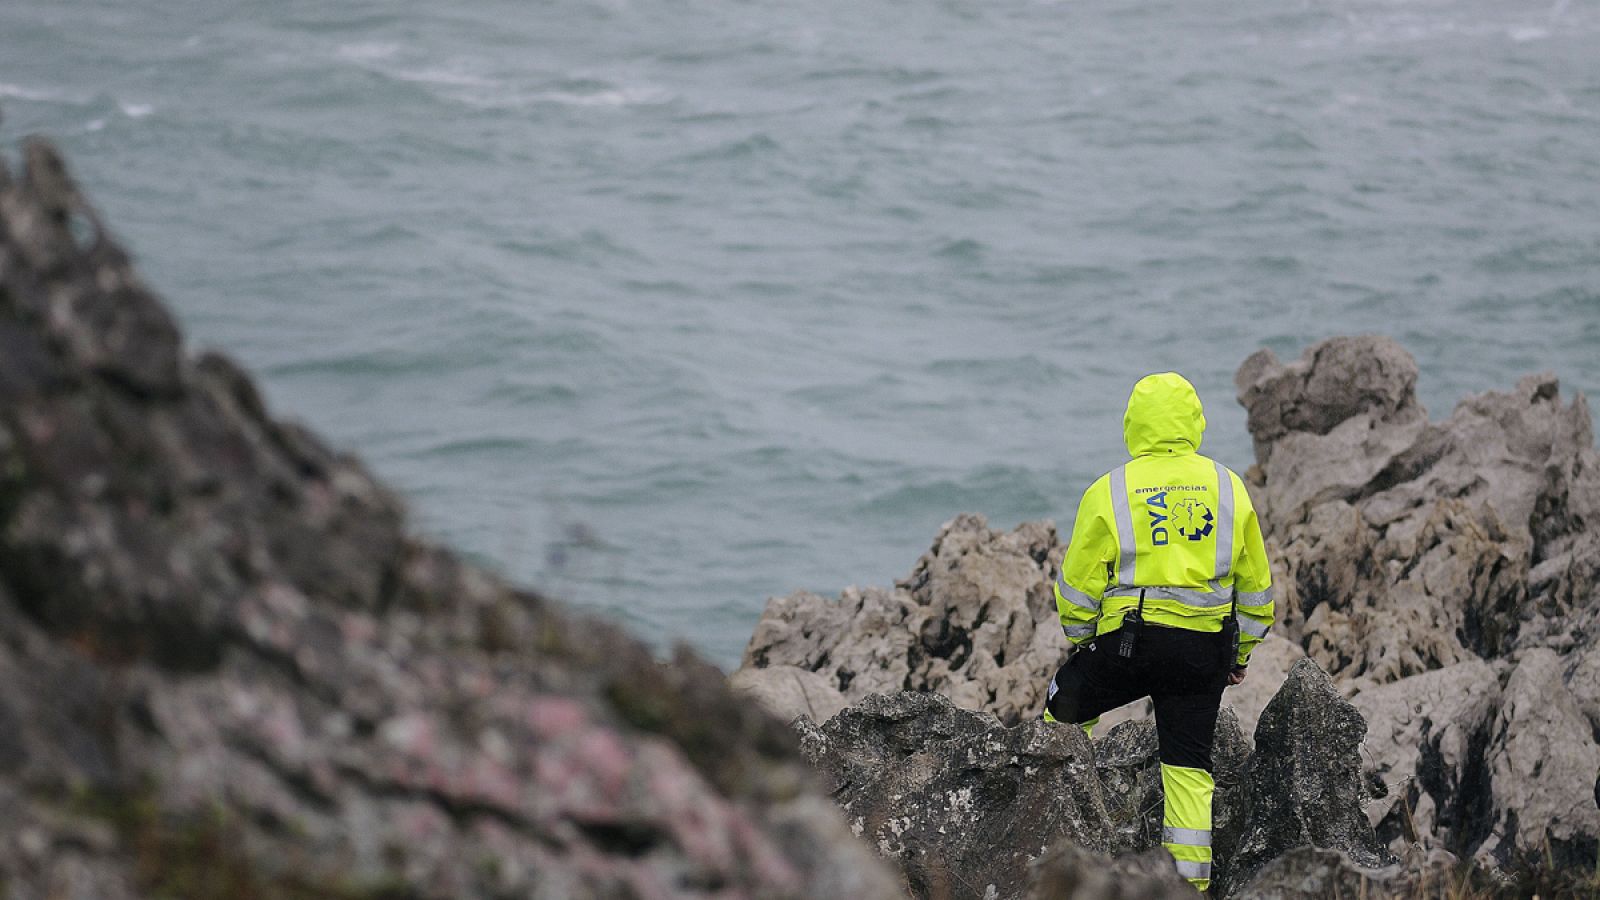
[
  {"xmin": 0, "ymin": 140, "xmax": 902, "ymax": 899},
  {"xmin": 1237, "ymin": 338, "xmax": 1599, "ymax": 687},
  {"xmin": 1478, "ymin": 648, "xmax": 1600, "ymax": 868},
  {"xmin": 742, "ymin": 514, "xmax": 1068, "ymax": 725},
  {"xmin": 790, "ymin": 666, "xmax": 1395, "ymax": 900},
  {"xmin": 1564, "ymin": 641, "xmax": 1600, "ymax": 739},
  {"xmin": 1349, "ymin": 660, "xmax": 1501, "ymax": 855},
  {"xmin": 1235, "ymin": 336, "xmax": 1425, "ymax": 459},
  {"xmin": 1229, "ymin": 846, "xmax": 1458, "ymax": 900},
  {"xmin": 796, "ymin": 691, "xmax": 1115, "ymax": 900},
  {"xmin": 1023, "ymin": 841, "xmax": 1196, "ymax": 900},
  {"xmin": 1092, "ymin": 709, "xmax": 1252, "ymax": 883},
  {"xmin": 1222, "ymin": 635, "xmax": 1307, "ymax": 742},
  {"xmin": 1236, "ymin": 335, "xmax": 1600, "ymax": 874},
  {"xmin": 1224, "ymin": 660, "xmax": 1394, "ymax": 896},
  {"xmin": 729, "ymin": 663, "xmax": 849, "ymax": 724}
]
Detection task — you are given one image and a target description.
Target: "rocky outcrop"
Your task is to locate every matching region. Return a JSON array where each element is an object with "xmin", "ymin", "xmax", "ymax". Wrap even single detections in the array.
[
  {"xmin": 1229, "ymin": 846, "xmax": 1458, "ymax": 900},
  {"xmin": 790, "ymin": 656, "xmax": 1393, "ymax": 900},
  {"xmin": 1023, "ymin": 842, "xmax": 1195, "ymax": 900},
  {"xmin": 743, "ymin": 516, "xmax": 1066, "ymax": 726},
  {"xmin": 737, "ymin": 333, "xmax": 1599, "ymax": 889},
  {"xmin": 794, "ymin": 691, "xmax": 1114, "ymax": 900},
  {"xmin": 1238, "ymin": 336, "xmax": 1600, "ymax": 872},
  {"xmin": 740, "ymin": 515, "xmax": 1305, "ymax": 739},
  {"xmin": 1479, "ymin": 648, "xmax": 1600, "ymax": 868},
  {"xmin": 0, "ymin": 141, "xmax": 902, "ymax": 897},
  {"xmin": 1237, "ymin": 336, "xmax": 1598, "ymax": 682},
  {"xmin": 1348, "ymin": 660, "xmax": 1500, "ymax": 853},
  {"xmin": 1224, "ymin": 660, "xmax": 1395, "ymax": 895}
]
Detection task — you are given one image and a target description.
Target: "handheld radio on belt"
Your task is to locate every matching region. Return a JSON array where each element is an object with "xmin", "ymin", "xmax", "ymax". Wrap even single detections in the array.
[
  {"xmin": 1219, "ymin": 592, "xmax": 1240, "ymax": 670},
  {"xmin": 1117, "ymin": 589, "xmax": 1146, "ymax": 658}
]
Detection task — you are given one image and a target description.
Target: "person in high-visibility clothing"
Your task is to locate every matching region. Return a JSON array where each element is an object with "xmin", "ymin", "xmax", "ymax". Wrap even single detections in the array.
[{"xmin": 1043, "ymin": 372, "xmax": 1274, "ymax": 893}]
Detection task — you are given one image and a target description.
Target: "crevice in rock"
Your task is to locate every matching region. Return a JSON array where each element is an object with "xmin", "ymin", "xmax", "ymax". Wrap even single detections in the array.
[
  {"xmin": 575, "ymin": 821, "xmax": 667, "ymax": 858},
  {"xmin": 1451, "ymin": 715, "xmax": 1497, "ymax": 856},
  {"xmin": 228, "ymin": 739, "xmax": 339, "ymax": 814}
]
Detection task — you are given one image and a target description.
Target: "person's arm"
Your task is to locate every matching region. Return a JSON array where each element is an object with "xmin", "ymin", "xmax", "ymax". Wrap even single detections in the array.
[
  {"xmin": 1056, "ymin": 476, "xmax": 1115, "ymax": 645},
  {"xmin": 1232, "ymin": 484, "xmax": 1274, "ymax": 668}
]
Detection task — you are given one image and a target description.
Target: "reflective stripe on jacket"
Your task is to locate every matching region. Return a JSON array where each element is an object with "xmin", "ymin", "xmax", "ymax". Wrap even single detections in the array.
[{"xmin": 1054, "ymin": 372, "xmax": 1274, "ymax": 666}]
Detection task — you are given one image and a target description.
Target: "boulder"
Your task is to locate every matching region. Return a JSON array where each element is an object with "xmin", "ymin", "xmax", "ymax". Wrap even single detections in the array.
[
  {"xmin": 790, "ymin": 662, "xmax": 1398, "ymax": 900},
  {"xmin": 1348, "ymin": 661, "xmax": 1501, "ymax": 855},
  {"xmin": 1234, "ymin": 336, "xmax": 1425, "ymax": 467},
  {"xmin": 1229, "ymin": 846, "xmax": 1458, "ymax": 900},
  {"xmin": 1224, "ymin": 660, "xmax": 1394, "ymax": 895},
  {"xmin": 741, "ymin": 514, "xmax": 1069, "ymax": 725},
  {"xmin": 0, "ymin": 140, "xmax": 902, "ymax": 899},
  {"xmin": 796, "ymin": 691, "xmax": 1115, "ymax": 900},
  {"xmin": 1024, "ymin": 841, "xmax": 1196, "ymax": 900},
  {"xmin": 729, "ymin": 664, "xmax": 849, "ymax": 724},
  {"xmin": 1478, "ymin": 648, "xmax": 1600, "ymax": 869}
]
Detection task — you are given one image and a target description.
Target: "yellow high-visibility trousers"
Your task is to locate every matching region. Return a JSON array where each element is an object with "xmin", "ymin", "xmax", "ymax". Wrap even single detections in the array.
[{"xmin": 1160, "ymin": 763, "xmax": 1214, "ymax": 891}]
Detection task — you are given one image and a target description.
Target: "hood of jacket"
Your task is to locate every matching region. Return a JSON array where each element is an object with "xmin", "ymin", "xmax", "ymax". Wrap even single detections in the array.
[{"xmin": 1123, "ymin": 372, "xmax": 1206, "ymax": 457}]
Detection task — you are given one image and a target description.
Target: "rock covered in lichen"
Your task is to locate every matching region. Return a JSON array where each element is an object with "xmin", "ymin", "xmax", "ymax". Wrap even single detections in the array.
[
  {"xmin": 0, "ymin": 140, "xmax": 901, "ymax": 899},
  {"xmin": 796, "ymin": 691, "xmax": 1115, "ymax": 900},
  {"xmin": 1223, "ymin": 660, "xmax": 1396, "ymax": 895},
  {"xmin": 1023, "ymin": 841, "xmax": 1195, "ymax": 900}
]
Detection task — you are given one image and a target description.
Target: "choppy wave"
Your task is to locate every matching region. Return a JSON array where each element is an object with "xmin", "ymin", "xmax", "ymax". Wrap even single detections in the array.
[{"xmin": 5, "ymin": 0, "xmax": 1598, "ymax": 666}]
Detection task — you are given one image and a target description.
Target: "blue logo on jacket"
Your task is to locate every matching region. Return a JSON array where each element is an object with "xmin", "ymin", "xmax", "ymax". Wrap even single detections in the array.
[{"xmin": 1173, "ymin": 498, "xmax": 1215, "ymax": 541}]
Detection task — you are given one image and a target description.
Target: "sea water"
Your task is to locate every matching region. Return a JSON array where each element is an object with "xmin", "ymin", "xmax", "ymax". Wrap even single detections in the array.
[{"xmin": 3, "ymin": 0, "xmax": 1597, "ymax": 666}]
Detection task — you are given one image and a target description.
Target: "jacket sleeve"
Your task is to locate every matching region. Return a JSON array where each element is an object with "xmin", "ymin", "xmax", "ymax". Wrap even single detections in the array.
[
  {"xmin": 1056, "ymin": 476, "xmax": 1115, "ymax": 645},
  {"xmin": 1231, "ymin": 484, "xmax": 1274, "ymax": 667}
]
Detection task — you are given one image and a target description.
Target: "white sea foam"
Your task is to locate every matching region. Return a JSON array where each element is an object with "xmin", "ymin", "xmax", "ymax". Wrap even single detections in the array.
[
  {"xmin": 1508, "ymin": 26, "xmax": 1550, "ymax": 42},
  {"xmin": 120, "ymin": 102, "xmax": 154, "ymax": 118},
  {"xmin": 389, "ymin": 68, "xmax": 500, "ymax": 89},
  {"xmin": 0, "ymin": 83, "xmax": 79, "ymax": 103},
  {"xmin": 335, "ymin": 43, "xmax": 500, "ymax": 94},
  {"xmin": 532, "ymin": 85, "xmax": 673, "ymax": 108}
]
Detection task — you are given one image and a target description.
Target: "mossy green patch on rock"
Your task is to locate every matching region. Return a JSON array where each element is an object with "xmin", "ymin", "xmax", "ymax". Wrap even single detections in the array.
[{"xmin": 69, "ymin": 784, "xmax": 418, "ymax": 900}]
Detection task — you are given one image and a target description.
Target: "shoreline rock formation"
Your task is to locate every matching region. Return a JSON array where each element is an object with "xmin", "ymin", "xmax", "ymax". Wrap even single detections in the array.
[
  {"xmin": 0, "ymin": 140, "xmax": 903, "ymax": 898},
  {"xmin": 739, "ymin": 336, "xmax": 1600, "ymax": 893},
  {"xmin": 7, "ymin": 132, "xmax": 1597, "ymax": 898},
  {"xmin": 1238, "ymin": 337, "xmax": 1600, "ymax": 868},
  {"xmin": 737, "ymin": 514, "xmax": 1297, "ymax": 740},
  {"xmin": 788, "ymin": 659, "xmax": 1406, "ymax": 900}
]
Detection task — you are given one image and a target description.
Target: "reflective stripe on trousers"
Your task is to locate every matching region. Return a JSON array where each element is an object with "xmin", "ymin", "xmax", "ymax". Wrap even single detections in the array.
[{"xmin": 1161, "ymin": 762, "xmax": 1214, "ymax": 889}]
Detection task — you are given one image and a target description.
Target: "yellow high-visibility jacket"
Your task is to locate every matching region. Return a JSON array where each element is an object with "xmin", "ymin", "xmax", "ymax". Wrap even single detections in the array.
[{"xmin": 1055, "ymin": 373, "xmax": 1274, "ymax": 667}]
